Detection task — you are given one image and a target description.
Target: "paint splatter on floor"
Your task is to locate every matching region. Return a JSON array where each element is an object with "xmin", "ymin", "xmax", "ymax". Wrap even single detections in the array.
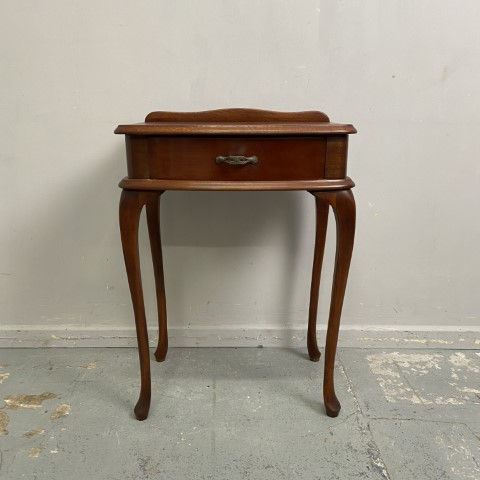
[
  {"xmin": 50, "ymin": 404, "xmax": 71, "ymax": 420},
  {"xmin": 358, "ymin": 337, "xmax": 454, "ymax": 346},
  {"xmin": 3, "ymin": 392, "xmax": 57, "ymax": 409},
  {"xmin": 367, "ymin": 351, "xmax": 480, "ymax": 405},
  {"xmin": 28, "ymin": 444, "xmax": 45, "ymax": 459},
  {"xmin": 435, "ymin": 431, "xmax": 480, "ymax": 479},
  {"xmin": 0, "ymin": 411, "xmax": 9, "ymax": 435},
  {"xmin": 367, "ymin": 352, "xmax": 442, "ymax": 378},
  {"xmin": 23, "ymin": 429, "xmax": 46, "ymax": 438},
  {"xmin": 449, "ymin": 352, "xmax": 480, "ymax": 373}
]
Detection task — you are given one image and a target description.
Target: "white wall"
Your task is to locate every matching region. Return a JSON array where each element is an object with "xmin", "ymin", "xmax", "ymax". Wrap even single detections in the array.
[{"xmin": 1, "ymin": 1, "xmax": 479, "ymax": 347}]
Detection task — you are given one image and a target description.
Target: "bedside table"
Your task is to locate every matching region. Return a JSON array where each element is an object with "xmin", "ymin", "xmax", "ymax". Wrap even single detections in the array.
[{"xmin": 115, "ymin": 108, "xmax": 356, "ymax": 420}]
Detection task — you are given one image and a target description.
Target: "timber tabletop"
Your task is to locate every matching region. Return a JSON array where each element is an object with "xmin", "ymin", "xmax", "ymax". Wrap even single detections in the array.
[{"xmin": 115, "ymin": 108, "xmax": 356, "ymax": 136}]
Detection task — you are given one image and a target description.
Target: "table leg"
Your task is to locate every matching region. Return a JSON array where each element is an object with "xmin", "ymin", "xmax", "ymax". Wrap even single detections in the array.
[
  {"xmin": 119, "ymin": 189, "xmax": 151, "ymax": 420},
  {"xmin": 307, "ymin": 196, "xmax": 329, "ymax": 362},
  {"xmin": 146, "ymin": 192, "xmax": 168, "ymax": 362},
  {"xmin": 311, "ymin": 189, "xmax": 355, "ymax": 417}
]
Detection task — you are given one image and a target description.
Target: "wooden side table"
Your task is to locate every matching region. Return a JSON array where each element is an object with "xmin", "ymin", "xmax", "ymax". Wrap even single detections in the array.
[{"xmin": 115, "ymin": 109, "xmax": 356, "ymax": 420}]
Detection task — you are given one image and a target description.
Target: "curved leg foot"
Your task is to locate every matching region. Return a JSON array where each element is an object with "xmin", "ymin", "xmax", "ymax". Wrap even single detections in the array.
[
  {"xmin": 307, "ymin": 193, "xmax": 329, "ymax": 362},
  {"xmin": 324, "ymin": 391, "xmax": 341, "ymax": 418},
  {"xmin": 120, "ymin": 190, "xmax": 152, "ymax": 420},
  {"xmin": 154, "ymin": 346, "xmax": 167, "ymax": 363},
  {"xmin": 134, "ymin": 396, "xmax": 151, "ymax": 421},
  {"xmin": 308, "ymin": 346, "xmax": 321, "ymax": 363},
  {"xmin": 146, "ymin": 192, "xmax": 168, "ymax": 363},
  {"xmin": 313, "ymin": 189, "xmax": 355, "ymax": 417}
]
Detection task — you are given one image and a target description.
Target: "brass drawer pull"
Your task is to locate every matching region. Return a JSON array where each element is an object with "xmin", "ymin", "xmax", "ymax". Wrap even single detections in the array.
[{"xmin": 215, "ymin": 155, "xmax": 258, "ymax": 165}]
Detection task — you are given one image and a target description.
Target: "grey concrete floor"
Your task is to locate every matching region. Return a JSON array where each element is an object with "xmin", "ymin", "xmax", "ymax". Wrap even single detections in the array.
[{"xmin": 0, "ymin": 347, "xmax": 479, "ymax": 479}]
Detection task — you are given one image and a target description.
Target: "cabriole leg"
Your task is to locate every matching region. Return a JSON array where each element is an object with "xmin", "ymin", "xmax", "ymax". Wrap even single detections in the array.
[
  {"xmin": 119, "ymin": 189, "xmax": 151, "ymax": 420},
  {"xmin": 145, "ymin": 192, "xmax": 168, "ymax": 362},
  {"xmin": 307, "ymin": 195, "xmax": 329, "ymax": 362},
  {"xmin": 312, "ymin": 189, "xmax": 355, "ymax": 417}
]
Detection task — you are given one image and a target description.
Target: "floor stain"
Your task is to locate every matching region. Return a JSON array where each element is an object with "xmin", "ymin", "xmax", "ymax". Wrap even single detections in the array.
[
  {"xmin": 23, "ymin": 429, "xmax": 46, "ymax": 438},
  {"xmin": 358, "ymin": 337, "xmax": 454, "ymax": 345},
  {"xmin": 29, "ymin": 444, "xmax": 45, "ymax": 459},
  {"xmin": 435, "ymin": 431, "xmax": 480, "ymax": 478},
  {"xmin": 367, "ymin": 351, "xmax": 480, "ymax": 405},
  {"xmin": 368, "ymin": 448, "xmax": 391, "ymax": 480},
  {"xmin": 367, "ymin": 352, "xmax": 442, "ymax": 378},
  {"xmin": 3, "ymin": 392, "xmax": 57, "ymax": 409},
  {"xmin": 0, "ymin": 411, "xmax": 9, "ymax": 435},
  {"xmin": 0, "ymin": 372, "xmax": 10, "ymax": 384},
  {"xmin": 449, "ymin": 352, "xmax": 480, "ymax": 373},
  {"xmin": 50, "ymin": 404, "xmax": 71, "ymax": 420},
  {"xmin": 367, "ymin": 352, "xmax": 440, "ymax": 403}
]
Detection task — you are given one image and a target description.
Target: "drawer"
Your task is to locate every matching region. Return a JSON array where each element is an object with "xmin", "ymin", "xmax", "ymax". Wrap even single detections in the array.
[{"xmin": 126, "ymin": 136, "xmax": 327, "ymax": 181}]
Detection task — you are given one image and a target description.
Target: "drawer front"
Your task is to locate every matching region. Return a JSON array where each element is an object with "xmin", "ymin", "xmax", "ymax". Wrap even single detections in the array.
[{"xmin": 128, "ymin": 136, "xmax": 327, "ymax": 181}]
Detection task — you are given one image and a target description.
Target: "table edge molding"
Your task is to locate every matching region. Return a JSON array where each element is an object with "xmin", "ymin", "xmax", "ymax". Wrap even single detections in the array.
[
  {"xmin": 118, "ymin": 177, "xmax": 355, "ymax": 191},
  {"xmin": 114, "ymin": 123, "xmax": 357, "ymax": 136}
]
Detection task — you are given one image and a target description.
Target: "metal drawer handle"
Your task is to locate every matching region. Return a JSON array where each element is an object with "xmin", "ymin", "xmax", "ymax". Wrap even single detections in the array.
[{"xmin": 215, "ymin": 155, "xmax": 258, "ymax": 165}]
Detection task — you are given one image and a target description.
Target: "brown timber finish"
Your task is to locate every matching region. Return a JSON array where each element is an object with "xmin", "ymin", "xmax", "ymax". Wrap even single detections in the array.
[{"xmin": 116, "ymin": 108, "xmax": 357, "ymax": 420}]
